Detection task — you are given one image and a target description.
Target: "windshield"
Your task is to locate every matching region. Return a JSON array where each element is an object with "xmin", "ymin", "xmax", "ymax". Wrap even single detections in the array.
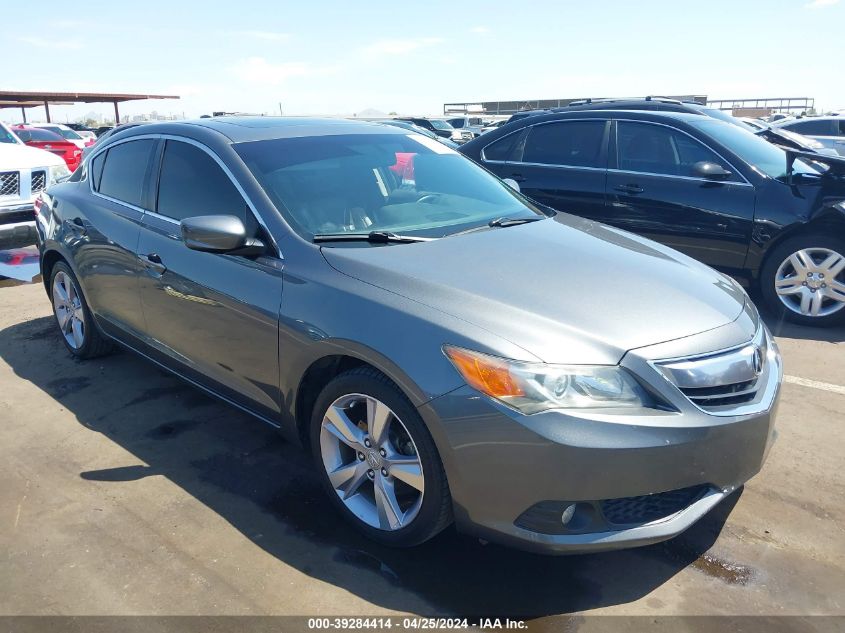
[
  {"xmin": 691, "ymin": 119, "xmax": 820, "ymax": 179},
  {"xmin": 428, "ymin": 119, "xmax": 453, "ymax": 131},
  {"xmin": 235, "ymin": 132, "xmax": 542, "ymax": 241}
]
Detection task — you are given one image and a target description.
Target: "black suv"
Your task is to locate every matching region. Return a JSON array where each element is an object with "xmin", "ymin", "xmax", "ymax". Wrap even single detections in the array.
[{"xmin": 459, "ymin": 109, "xmax": 845, "ymax": 326}]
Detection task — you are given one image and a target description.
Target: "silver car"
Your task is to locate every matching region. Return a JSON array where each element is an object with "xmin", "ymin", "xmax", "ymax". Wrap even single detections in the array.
[
  {"xmin": 774, "ymin": 116, "xmax": 845, "ymax": 156},
  {"xmin": 36, "ymin": 118, "xmax": 782, "ymax": 553}
]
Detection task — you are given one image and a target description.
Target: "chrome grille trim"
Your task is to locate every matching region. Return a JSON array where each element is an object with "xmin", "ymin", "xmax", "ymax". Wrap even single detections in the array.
[
  {"xmin": 0, "ymin": 171, "xmax": 20, "ymax": 197},
  {"xmin": 31, "ymin": 170, "xmax": 46, "ymax": 194},
  {"xmin": 652, "ymin": 325, "xmax": 780, "ymax": 416}
]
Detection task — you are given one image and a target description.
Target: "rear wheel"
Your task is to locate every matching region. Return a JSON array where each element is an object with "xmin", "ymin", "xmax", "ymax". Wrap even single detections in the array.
[
  {"xmin": 49, "ymin": 262, "xmax": 113, "ymax": 358},
  {"xmin": 760, "ymin": 234, "xmax": 845, "ymax": 327},
  {"xmin": 310, "ymin": 367, "xmax": 452, "ymax": 547}
]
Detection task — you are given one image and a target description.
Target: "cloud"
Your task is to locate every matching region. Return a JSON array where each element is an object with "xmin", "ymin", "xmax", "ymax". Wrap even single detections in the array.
[
  {"xmin": 805, "ymin": 0, "xmax": 840, "ymax": 8},
  {"xmin": 17, "ymin": 36, "xmax": 83, "ymax": 50},
  {"xmin": 234, "ymin": 30, "xmax": 290, "ymax": 41},
  {"xmin": 470, "ymin": 26, "xmax": 490, "ymax": 34},
  {"xmin": 363, "ymin": 37, "xmax": 443, "ymax": 56},
  {"xmin": 230, "ymin": 57, "xmax": 338, "ymax": 85}
]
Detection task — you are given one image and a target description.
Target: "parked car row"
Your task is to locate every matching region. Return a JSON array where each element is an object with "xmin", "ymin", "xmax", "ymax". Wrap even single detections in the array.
[
  {"xmin": 36, "ymin": 117, "xmax": 781, "ymax": 555},
  {"xmin": 0, "ymin": 122, "xmax": 70, "ymax": 249}
]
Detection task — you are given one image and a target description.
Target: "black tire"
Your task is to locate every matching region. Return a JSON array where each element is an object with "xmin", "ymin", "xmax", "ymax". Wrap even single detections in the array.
[
  {"xmin": 759, "ymin": 233, "xmax": 845, "ymax": 327},
  {"xmin": 309, "ymin": 366, "xmax": 452, "ymax": 547},
  {"xmin": 49, "ymin": 261, "xmax": 114, "ymax": 358}
]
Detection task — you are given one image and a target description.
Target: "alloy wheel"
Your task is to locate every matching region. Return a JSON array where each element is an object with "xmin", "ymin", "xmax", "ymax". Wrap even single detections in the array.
[
  {"xmin": 52, "ymin": 271, "xmax": 86, "ymax": 349},
  {"xmin": 774, "ymin": 247, "xmax": 845, "ymax": 318},
  {"xmin": 319, "ymin": 393, "xmax": 425, "ymax": 531}
]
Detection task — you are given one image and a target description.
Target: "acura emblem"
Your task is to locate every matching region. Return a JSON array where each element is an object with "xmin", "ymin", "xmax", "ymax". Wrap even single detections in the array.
[{"xmin": 752, "ymin": 347, "xmax": 763, "ymax": 376}]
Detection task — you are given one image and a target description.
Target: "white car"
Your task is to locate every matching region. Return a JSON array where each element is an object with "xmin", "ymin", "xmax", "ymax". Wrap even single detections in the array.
[
  {"xmin": 28, "ymin": 123, "xmax": 89, "ymax": 149},
  {"xmin": 0, "ymin": 122, "xmax": 70, "ymax": 249}
]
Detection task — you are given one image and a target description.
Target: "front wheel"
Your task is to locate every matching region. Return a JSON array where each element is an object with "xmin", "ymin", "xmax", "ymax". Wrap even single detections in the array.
[
  {"xmin": 760, "ymin": 234, "xmax": 845, "ymax": 327},
  {"xmin": 310, "ymin": 367, "xmax": 452, "ymax": 547}
]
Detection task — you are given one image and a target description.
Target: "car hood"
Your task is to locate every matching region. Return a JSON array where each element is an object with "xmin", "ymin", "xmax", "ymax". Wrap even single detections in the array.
[
  {"xmin": 321, "ymin": 214, "xmax": 748, "ymax": 365},
  {"xmin": 0, "ymin": 142, "xmax": 64, "ymax": 169}
]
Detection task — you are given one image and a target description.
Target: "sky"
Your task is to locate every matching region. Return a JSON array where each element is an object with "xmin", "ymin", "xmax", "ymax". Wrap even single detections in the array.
[{"xmin": 3, "ymin": 0, "xmax": 844, "ymax": 123}]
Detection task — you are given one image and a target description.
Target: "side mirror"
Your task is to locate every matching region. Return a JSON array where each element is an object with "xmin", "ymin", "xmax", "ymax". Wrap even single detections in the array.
[
  {"xmin": 692, "ymin": 161, "xmax": 732, "ymax": 180},
  {"xmin": 180, "ymin": 215, "xmax": 265, "ymax": 256},
  {"xmin": 502, "ymin": 178, "xmax": 521, "ymax": 192}
]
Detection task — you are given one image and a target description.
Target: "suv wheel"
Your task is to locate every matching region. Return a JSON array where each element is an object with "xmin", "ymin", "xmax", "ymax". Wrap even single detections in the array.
[
  {"xmin": 49, "ymin": 262, "xmax": 113, "ymax": 358},
  {"xmin": 310, "ymin": 367, "xmax": 452, "ymax": 547},
  {"xmin": 760, "ymin": 234, "xmax": 845, "ymax": 327}
]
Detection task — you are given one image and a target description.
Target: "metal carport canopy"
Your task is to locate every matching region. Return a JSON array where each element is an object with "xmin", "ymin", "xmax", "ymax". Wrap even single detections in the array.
[{"xmin": 0, "ymin": 90, "xmax": 179, "ymax": 123}]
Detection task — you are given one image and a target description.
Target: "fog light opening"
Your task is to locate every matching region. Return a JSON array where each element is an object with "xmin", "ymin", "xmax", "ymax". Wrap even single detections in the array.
[{"xmin": 561, "ymin": 504, "xmax": 577, "ymax": 525}]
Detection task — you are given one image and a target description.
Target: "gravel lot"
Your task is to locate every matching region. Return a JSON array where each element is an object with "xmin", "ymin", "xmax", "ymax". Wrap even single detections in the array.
[{"xmin": 1, "ymin": 277, "xmax": 843, "ymax": 623}]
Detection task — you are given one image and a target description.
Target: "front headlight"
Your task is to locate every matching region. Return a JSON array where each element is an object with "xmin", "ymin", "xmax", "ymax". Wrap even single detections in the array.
[
  {"xmin": 444, "ymin": 346, "xmax": 652, "ymax": 414},
  {"xmin": 48, "ymin": 163, "xmax": 71, "ymax": 184}
]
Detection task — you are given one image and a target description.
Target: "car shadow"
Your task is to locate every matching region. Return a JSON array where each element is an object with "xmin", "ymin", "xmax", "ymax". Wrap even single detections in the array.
[
  {"xmin": 748, "ymin": 289, "xmax": 845, "ymax": 343},
  {"xmin": 0, "ymin": 315, "xmax": 746, "ymax": 619}
]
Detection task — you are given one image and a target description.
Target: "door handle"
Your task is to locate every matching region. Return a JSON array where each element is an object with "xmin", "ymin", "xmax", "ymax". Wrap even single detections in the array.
[
  {"xmin": 142, "ymin": 253, "xmax": 167, "ymax": 275},
  {"xmin": 614, "ymin": 184, "xmax": 644, "ymax": 194}
]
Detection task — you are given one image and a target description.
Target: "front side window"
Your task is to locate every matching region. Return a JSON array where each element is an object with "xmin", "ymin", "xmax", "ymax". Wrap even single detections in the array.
[
  {"xmin": 156, "ymin": 140, "xmax": 250, "ymax": 225},
  {"xmin": 522, "ymin": 121, "xmax": 606, "ymax": 168},
  {"xmin": 691, "ymin": 119, "xmax": 820, "ymax": 180},
  {"xmin": 235, "ymin": 132, "xmax": 543, "ymax": 240},
  {"xmin": 617, "ymin": 121, "xmax": 730, "ymax": 178},
  {"xmin": 96, "ymin": 139, "xmax": 156, "ymax": 207}
]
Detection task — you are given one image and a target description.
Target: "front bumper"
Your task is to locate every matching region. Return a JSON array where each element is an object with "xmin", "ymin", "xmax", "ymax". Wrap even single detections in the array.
[
  {"xmin": 0, "ymin": 202, "xmax": 37, "ymax": 250},
  {"xmin": 420, "ymin": 316, "xmax": 781, "ymax": 554}
]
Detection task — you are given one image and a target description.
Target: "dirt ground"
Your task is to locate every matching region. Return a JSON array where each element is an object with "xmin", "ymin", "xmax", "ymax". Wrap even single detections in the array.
[{"xmin": 1, "ymin": 279, "xmax": 843, "ymax": 624}]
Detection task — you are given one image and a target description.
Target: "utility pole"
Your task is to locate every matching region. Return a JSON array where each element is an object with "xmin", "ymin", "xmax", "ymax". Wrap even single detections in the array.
[{"xmin": 278, "ymin": 102, "xmax": 283, "ymax": 116}]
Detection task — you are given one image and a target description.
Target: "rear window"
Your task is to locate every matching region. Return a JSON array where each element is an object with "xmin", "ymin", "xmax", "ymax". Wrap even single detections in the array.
[
  {"xmin": 96, "ymin": 139, "xmax": 156, "ymax": 208},
  {"xmin": 19, "ymin": 128, "xmax": 64, "ymax": 142},
  {"xmin": 782, "ymin": 119, "xmax": 834, "ymax": 136}
]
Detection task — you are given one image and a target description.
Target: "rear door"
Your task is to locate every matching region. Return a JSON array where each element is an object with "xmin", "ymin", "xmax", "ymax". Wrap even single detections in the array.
[
  {"xmin": 76, "ymin": 138, "xmax": 157, "ymax": 338},
  {"xmin": 135, "ymin": 138, "xmax": 284, "ymax": 418},
  {"xmin": 480, "ymin": 119, "xmax": 609, "ymax": 219},
  {"xmin": 604, "ymin": 120, "xmax": 756, "ymax": 273}
]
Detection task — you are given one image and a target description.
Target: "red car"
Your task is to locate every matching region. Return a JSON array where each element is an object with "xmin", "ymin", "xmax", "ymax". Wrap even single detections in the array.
[{"xmin": 11, "ymin": 125, "xmax": 82, "ymax": 171}]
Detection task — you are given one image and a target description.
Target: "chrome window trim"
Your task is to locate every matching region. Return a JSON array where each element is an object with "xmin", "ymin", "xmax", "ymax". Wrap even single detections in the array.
[
  {"xmin": 606, "ymin": 167, "xmax": 754, "ymax": 187},
  {"xmin": 87, "ymin": 133, "xmax": 282, "ymax": 258},
  {"xmin": 483, "ymin": 159, "xmax": 607, "ymax": 173},
  {"xmin": 615, "ymin": 119, "xmax": 751, "ymax": 185}
]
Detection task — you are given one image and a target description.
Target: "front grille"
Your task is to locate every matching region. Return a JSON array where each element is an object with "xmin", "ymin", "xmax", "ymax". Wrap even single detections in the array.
[
  {"xmin": 600, "ymin": 485, "xmax": 708, "ymax": 526},
  {"xmin": 655, "ymin": 327, "xmax": 768, "ymax": 414},
  {"xmin": 680, "ymin": 379, "xmax": 759, "ymax": 407},
  {"xmin": 0, "ymin": 171, "xmax": 20, "ymax": 197},
  {"xmin": 31, "ymin": 170, "xmax": 46, "ymax": 193}
]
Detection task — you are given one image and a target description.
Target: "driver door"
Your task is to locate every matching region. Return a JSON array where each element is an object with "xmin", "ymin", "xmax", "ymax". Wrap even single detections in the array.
[{"xmin": 136, "ymin": 139, "xmax": 283, "ymax": 419}]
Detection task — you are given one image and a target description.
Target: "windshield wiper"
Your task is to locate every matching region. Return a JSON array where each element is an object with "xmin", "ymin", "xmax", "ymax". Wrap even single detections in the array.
[
  {"xmin": 488, "ymin": 216, "xmax": 545, "ymax": 228},
  {"xmin": 313, "ymin": 231, "xmax": 434, "ymax": 244},
  {"xmin": 447, "ymin": 215, "xmax": 545, "ymax": 238}
]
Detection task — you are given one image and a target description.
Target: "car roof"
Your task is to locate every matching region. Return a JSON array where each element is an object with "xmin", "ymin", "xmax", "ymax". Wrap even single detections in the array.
[{"xmin": 112, "ymin": 116, "xmax": 407, "ymax": 143}]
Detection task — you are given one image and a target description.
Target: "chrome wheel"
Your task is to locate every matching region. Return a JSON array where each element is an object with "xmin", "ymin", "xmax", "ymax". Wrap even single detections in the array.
[
  {"xmin": 775, "ymin": 247, "xmax": 845, "ymax": 318},
  {"xmin": 52, "ymin": 270, "xmax": 85, "ymax": 349},
  {"xmin": 319, "ymin": 393, "xmax": 425, "ymax": 531}
]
